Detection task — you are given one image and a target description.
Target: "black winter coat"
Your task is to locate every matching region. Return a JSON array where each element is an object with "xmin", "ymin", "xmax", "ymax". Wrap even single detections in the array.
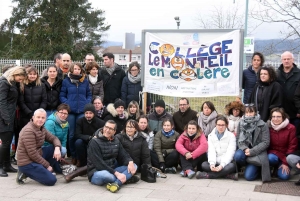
[
  {"xmin": 75, "ymin": 116, "xmax": 105, "ymax": 142},
  {"xmin": 173, "ymin": 107, "xmax": 198, "ymax": 134},
  {"xmin": 18, "ymin": 81, "xmax": 47, "ymax": 117},
  {"xmin": 116, "ymin": 132, "xmax": 151, "ymax": 168},
  {"xmin": 100, "ymin": 64, "xmax": 126, "ymax": 105},
  {"xmin": 121, "ymin": 75, "xmax": 151, "ymax": 108},
  {"xmin": 41, "ymin": 76, "xmax": 62, "ymax": 111},
  {"xmin": 242, "ymin": 66, "xmax": 258, "ymax": 103},
  {"xmin": 277, "ymin": 64, "xmax": 300, "ymax": 119},
  {"xmin": 0, "ymin": 77, "xmax": 19, "ymax": 132},
  {"xmin": 87, "ymin": 128, "xmax": 132, "ymax": 181},
  {"xmin": 249, "ymin": 81, "xmax": 283, "ymax": 122}
]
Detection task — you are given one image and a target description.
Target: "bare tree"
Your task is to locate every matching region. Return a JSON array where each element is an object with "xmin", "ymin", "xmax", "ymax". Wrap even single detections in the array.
[{"xmin": 251, "ymin": 0, "xmax": 300, "ymax": 52}]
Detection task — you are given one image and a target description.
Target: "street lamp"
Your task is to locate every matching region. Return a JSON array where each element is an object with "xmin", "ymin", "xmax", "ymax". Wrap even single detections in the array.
[{"xmin": 174, "ymin": 16, "xmax": 180, "ymax": 29}]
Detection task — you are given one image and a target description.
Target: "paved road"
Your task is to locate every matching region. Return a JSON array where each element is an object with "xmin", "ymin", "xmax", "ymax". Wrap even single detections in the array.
[{"xmin": 0, "ymin": 169, "xmax": 299, "ymax": 201}]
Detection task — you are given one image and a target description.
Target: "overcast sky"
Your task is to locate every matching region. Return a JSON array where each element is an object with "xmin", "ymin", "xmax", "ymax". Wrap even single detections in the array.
[{"xmin": 0, "ymin": 0, "xmax": 287, "ymax": 42}]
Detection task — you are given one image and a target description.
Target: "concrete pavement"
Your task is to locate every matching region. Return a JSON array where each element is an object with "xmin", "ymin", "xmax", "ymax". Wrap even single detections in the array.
[{"xmin": 0, "ymin": 170, "xmax": 299, "ymax": 201}]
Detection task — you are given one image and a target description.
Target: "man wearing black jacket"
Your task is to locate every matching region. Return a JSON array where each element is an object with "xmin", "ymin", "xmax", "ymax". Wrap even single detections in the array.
[
  {"xmin": 74, "ymin": 104, "xmax": 105, "ymax": 167},
  {"xmin": 100, "ymin": 53, "xmax": 126, "ymax": 105},
  {"xmin": 87, "ymin": 120, "xmax": 139, "ymax": 193}
]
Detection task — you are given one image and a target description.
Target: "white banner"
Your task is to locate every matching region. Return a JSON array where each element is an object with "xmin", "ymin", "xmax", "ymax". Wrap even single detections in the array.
[{"xmin": 143, "ymin": 30, "xmax": 240, "ymax": 97}]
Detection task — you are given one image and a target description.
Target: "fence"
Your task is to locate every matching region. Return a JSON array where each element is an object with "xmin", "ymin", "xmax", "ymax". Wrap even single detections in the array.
[{"xmin": 0, "ymin": 59, "xmax": 298, "ymax": 115}]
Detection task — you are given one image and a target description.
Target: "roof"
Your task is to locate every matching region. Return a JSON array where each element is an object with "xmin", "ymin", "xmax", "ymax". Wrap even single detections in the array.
[{"xmin": 102, "ymin": 46, "xmax": 141, "ymax": 54}]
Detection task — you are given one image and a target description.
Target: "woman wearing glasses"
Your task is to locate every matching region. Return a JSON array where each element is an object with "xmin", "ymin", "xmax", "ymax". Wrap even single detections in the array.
[
  {"xmin": 44, "ymin": 104, "xmax": 70, "ymax": 158},
  {"xmin": 121, "ymin": 61, "xmax": 151, "ymax": 110},
  {"xmin": 268, "ymin": 107, "xmax": 298, "ymax": 180},
  {"xmin": 248, "ymin": 65, "xmax": 283, "ymax": 122},
  {"xmin": 116, "ymin": 120, "xmax": 151, "ymax": 172},
  {"xmin": 234, "ymin": 104, "xmax": 271, "ymax": 182}
]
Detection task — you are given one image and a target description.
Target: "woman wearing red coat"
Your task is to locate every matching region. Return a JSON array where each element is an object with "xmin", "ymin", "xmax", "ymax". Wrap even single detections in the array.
[
  {"xmin": 175, "ymin": 120, "xmax": 208, "ymax": 179},
  {"xmin": 268, "ymin": 107, "xmax": 298, "ymax": 180}
]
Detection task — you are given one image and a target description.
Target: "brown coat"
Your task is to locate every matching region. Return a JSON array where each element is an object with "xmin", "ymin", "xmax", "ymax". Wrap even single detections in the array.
[{"xmin": 17, "ymin": 120, "xmax": 61, "ymax": 168}]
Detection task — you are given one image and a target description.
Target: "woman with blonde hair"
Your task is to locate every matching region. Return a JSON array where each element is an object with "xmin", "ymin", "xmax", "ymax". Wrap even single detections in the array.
[
  {"xmin": 19, "ymin": 66, "xmax": 47, "ymax": 129},
  {"xmin": 127, "ymin": 100, "xmax": 144, "ymax": 121},
  {"xmin": 0, "ymin": 66, "xmax": 26, "ymax": 177}
]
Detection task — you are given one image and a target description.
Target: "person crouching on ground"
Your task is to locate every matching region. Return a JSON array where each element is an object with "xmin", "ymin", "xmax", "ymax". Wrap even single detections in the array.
[
  {"xmin": 16, "ymin": 108, "xmax": 62, "ymax": 186},
  {"xmin": 87, "ymin": 120, "xmax": 138, "ymax": 193}
]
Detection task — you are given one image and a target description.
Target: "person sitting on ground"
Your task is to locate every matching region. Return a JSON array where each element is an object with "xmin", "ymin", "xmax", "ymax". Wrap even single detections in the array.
[
  {"xmin": 224, "ymin": 101, "xmax": 244, "ymax": 136},
  {"xmin": 138, "ymin": 115, "xmax": 154, "ymax": 150},
  {"xmin": 152, "ymin": 118, "xmax": 180, "ymax": 173},
  {"xmin": 198, "ymin": 101, "xmax": 218, "ymax": 137},
  {"xmin": 87, "ymin": 120, "xmax": 138, "ymax": 193},
  {"xmin": 148, "ymin": 99, "xmax": 172, "ymax": 134},
  {"xmin": 116, "ymin": 120, "xmax": 151, "ymax": 171},
  {"xmin": 175, "ymin": 120, "xmax": 208, "ymax": 179},
  {"xmin": 268, "ymin": 107, "xmax": 298, "ymax": 180},
  {"xmin": 173, "ymin": 98, "xmax": 198, "ymax": 134},
  {"xmin": 127, "ymin": 100, "xmax": 144, "ymax": 121},
  {"xmin": 75, "ymin": 104, "xmax": 105, "ymax": 167},
  {"xmin": 104, "ymin": 99, "xmax": 128, "ymax": 134},
  {"xmin": 93, "ymin": 96, "xmax": 108, "ymax": 120},
  {"xmin": 44, "ymin": 103, "xmax": 70, "ymax": 158},
  {"xmin": 234, "ymin": 104, "xmax": 271, "ymax": 182},
  {"xmin": 196, "ymin": 115, "xmax": 237, "ymax": 180},
  {"xmin": 16, "ymin": 108, "xmax": 62, "ymax": 186}
]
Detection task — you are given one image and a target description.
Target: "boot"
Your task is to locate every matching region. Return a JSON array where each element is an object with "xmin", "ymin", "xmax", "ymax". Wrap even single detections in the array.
[
  {"xmin": 64, "ymin": 166, "xmax": 87, "ymax": 183},
  {"xmin": 3, "ymin": 148, "xmax": 17, "ymax": 173},
  {"xmin": 0, "ymin": 147, "xmax": 8, "ymax": 177}
]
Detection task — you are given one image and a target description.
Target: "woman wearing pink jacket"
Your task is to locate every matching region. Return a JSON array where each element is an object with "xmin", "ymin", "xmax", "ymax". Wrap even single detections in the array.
[{"xmin": 175, "ymin": 120, "xmax": 208, "ymax": 179}]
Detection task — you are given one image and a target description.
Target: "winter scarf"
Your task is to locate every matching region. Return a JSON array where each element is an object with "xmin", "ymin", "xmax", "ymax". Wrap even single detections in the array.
[
  {"xmin": 69, "ymin": 73, "xmax": 83, "ymax": 84},
  {"xmin": 106, "ymin": 66, "xmax": 115, "ymax": 75},
  {"xmin": 268, "ymin": 118, "xmax": 289, "ymax": 131},
  {"xmin": 88, "ymin": 74, "xmax": 98, "ymax": 84},
  {"xmin": 198, "ymin": 110, "xmax": 218, "ymax": 136},
  {"xmin": 227, "ymin": 115, "xmax": 241, "ymax": 133},
  {"xmin": 238, "ymin": 114, "xmax": 261, "ymax": 146},
  {"xmin": 55, "ymin": 113, "xmax": 68, "ymax": 128},
  {"xmin": 128, "ymin": 72, "xmax": 141, "ymax": 83},
  {"xmin": 96, "ymin": 106, "xmax": 105, "ymax": 118},
  {"xmin": 126, "ymin": 131, "xmax": 139, "ymax": 141},
  {"xmin": 161, "ymin": 129, "xmax": 175, "ymax": 138}
]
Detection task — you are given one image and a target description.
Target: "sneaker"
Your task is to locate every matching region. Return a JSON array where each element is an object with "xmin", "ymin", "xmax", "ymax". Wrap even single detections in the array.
[
  {"xmin": 195, "ymin": 171, "xmax": 209, "ymax": 179},
  {"xmin": 16, "ymin": 170, "xmax": 27, "ymax": 184},
  {"xmin": 106, "ymin": 182, "xmax": 120, "ymax": 193},
  {"xmin": 165, "ymin": 167, "xmax": 176, "ymax": 174},
  {"xmin": 125, "ymin": 175, "xmax": 140, "ymax": 184},
  {"xmin": 226, "ymin": 173, "xmax": 238, "ymax": 181},
  {"xmin": 186, "ymin": 169, "xmax": 195, "ymax": 179},
  {"xmin": 179, "ymin": 170, "xmax": 186, "ymax": 177}
]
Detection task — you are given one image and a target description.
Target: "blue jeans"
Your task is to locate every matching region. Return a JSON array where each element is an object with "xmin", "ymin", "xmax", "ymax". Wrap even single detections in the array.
[
  {"xmin": 91, "ymin": 164, "xmax": 137, "ymax": 186},
  {"xmin": 67, "ymin": 113, "xmax": 84, "ymax": 158},
  {"xmin": 234, "ymin": 149, "xmax": 260, "ymax": 181},
  {"xmin": 268, "ymin": 153, "xmax": 290, "ymax": 180},
  {"xmin": 18, "ymin": 145, "xmax": 62, "ymax": 186}
]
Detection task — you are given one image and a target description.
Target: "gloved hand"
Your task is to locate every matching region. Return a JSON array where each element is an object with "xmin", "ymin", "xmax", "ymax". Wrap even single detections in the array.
[{"xmin": 159, "ymin": 162, "xmax": 166, "ymax": 173}]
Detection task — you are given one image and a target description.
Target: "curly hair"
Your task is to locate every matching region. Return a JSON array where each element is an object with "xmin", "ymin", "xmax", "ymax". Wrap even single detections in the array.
[
  {"xmin": 224, "ymin": 101, "xmax": 244, "ymax": 117},
  {"xmin": 258, "ymin": 65, "xmax": 277, "ymax": 83}
]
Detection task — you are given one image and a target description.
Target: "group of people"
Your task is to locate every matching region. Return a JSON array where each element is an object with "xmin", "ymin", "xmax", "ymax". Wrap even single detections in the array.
[{"xmin": 0, "ymin": 51, "xmax": 299, "ymax": 193}]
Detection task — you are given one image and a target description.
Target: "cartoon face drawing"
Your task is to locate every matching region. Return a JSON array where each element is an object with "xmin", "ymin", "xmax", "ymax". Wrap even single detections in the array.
[
  {"xmin": 179, "ymin": 67, "xmax": 197, "ymax": 82},
  {"xmin": 159, "ymin": 44, "xmax": 175, "ymax": 57},
  {"xmin": 171, "ymin": 56, "xmax": 185, "ymax": 70}
]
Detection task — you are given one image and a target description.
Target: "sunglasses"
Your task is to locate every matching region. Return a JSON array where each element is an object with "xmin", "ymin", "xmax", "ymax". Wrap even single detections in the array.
[{"xmin": 244, "ymin": 103, "xmax": 255, "ymax": 107}]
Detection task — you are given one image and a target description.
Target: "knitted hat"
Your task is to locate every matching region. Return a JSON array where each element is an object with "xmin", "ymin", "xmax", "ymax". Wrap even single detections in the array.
[
  {"xmin": 114, "ymin": 99, "xmax": 126, "ymax": 108},
  {"xmin": 84, "ymin": 103, "xmax": 96, "ymax": 114},
  {"xmin": 154, "ymin": 99, "xmax": 165, "ymax": 109}
]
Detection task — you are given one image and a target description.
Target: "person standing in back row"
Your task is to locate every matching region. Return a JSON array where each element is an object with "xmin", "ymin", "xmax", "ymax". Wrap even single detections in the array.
[{"xmin": 100, "ymin": 53, "xmax": 126, "ymax": 106}]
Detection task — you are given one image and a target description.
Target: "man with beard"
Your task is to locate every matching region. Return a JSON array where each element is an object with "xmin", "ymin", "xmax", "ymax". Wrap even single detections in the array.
[
  {"xmin": 148, "ymin": 99, "xmax": 172, "ymax": 134},
  {"xmin": 74, "ymin": 104, "xmax": 105, "ymax": 167}
]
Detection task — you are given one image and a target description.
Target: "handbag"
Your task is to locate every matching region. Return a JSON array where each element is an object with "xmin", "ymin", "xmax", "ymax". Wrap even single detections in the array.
[
  {"xmin": 141, "ymin": 164, "xmax": 157, "ymax": 183},
  {"xmin": 246, "ymin": 155, "xmax": 262, "ymax": 166}
]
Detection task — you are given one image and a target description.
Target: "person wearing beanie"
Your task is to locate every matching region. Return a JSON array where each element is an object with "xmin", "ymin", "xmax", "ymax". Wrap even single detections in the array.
[
  {"xmin": 104, "ymin": 99, "xmax": 129, "ymax": 134},
  {"xmin": 148, "ymin": 99, "xmax": 172, "ymax": 134},
  {"xmin": 74, "ymin": 103, "xmax": 105, "ymax": 167}
]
